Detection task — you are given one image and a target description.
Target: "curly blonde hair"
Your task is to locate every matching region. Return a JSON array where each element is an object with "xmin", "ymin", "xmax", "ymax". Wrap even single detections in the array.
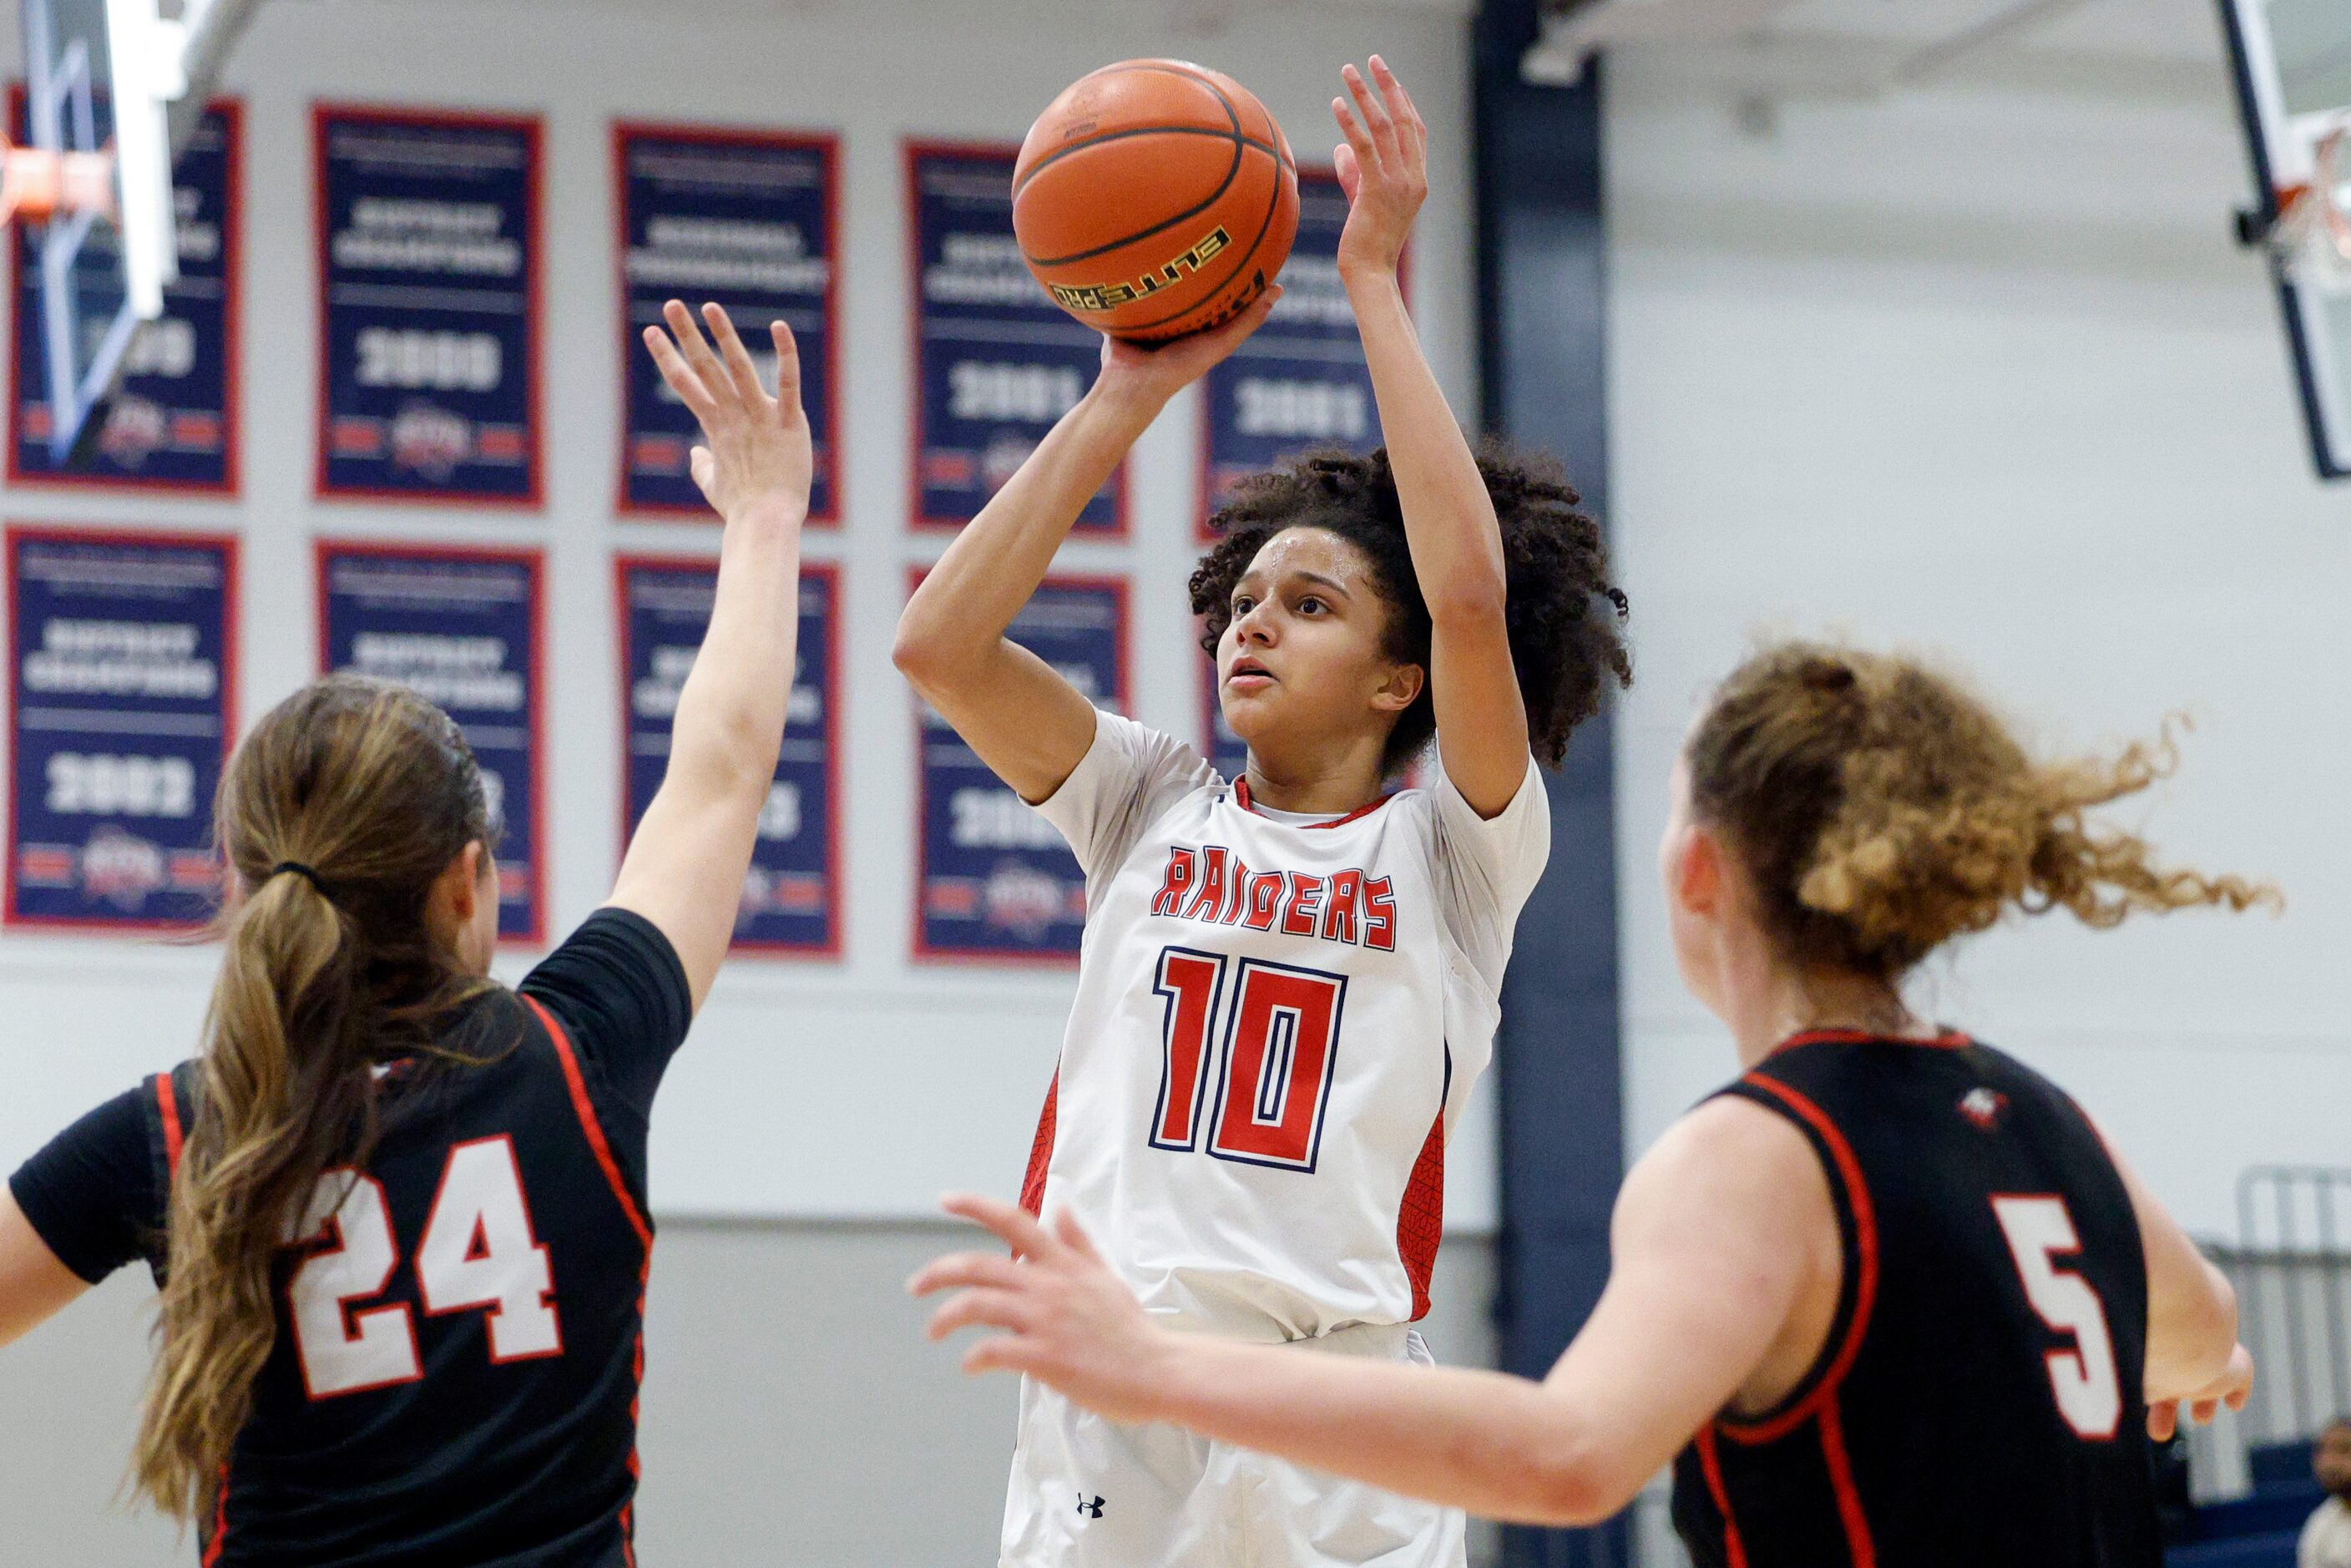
[{"xmin": 1685, "ymin": 641, "xmax": 2276, "ymax": 981}]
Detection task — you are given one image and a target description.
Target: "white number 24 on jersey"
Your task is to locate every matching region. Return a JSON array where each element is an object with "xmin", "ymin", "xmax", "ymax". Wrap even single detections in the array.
[
  {"xmin": 286, "ymin": 1136, "xmax": 561, "ymax": 1399},
  {"xmin": 1992, "ymin": 1194, "xmax": 2122, "ymax": 1439}
]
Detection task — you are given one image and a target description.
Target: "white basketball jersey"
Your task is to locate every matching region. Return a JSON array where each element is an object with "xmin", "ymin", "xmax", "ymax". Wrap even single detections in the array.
[{"xmin": 1025, "ymin": 710, "xmax": 1550, "ymax": 1343}]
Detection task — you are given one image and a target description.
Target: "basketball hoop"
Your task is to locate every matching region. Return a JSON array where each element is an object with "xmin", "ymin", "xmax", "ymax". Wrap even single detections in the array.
[
  {"xmin": 2271, "ymin": 126, "xmax": 2351, "ymax": 291},
  {"xmin": 0, "ymin": 138, "xmax": 116, "ymax": 226}
]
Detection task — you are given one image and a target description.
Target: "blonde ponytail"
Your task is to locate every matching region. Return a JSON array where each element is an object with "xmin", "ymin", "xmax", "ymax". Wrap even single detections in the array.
[{"xmin": 132, "ymin": 676, "xmax": 497, "ymax": 1520}]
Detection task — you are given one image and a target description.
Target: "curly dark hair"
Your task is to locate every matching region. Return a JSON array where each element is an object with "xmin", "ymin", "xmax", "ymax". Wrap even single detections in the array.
[{"xmin": 1189, "ymin": 443, "xmax": 1631, "ymax": 773}]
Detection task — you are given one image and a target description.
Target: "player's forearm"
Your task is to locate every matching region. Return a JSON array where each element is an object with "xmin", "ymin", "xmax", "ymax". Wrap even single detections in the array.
[
  {"xmin": 1152, "ymin": 1334, "xmax": 1629, "ymax": 1526},
  {"xmin": 2145, "ymin": 1252, "xmax": 2240, "ymax": 1401},
  {"xmin": 1343, "ymin": 270, "xmax": 1506, "ymax": 625},
  {"xmin": 669, "ymin": 493, "xmax": 804, "ymax": 798},
  {"xmin": 894, "ymin": 383, "xmax": 1160, "ymax": 685}
]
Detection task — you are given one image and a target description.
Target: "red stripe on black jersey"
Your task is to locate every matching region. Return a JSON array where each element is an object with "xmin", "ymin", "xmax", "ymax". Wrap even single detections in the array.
[
  {"xmin": 156, "ymin": 1071, "xmax": 185, "ymax": 1176},
  {"xmin": 1671, "ymin": 1033, "xmax": 2160, "ymax": 1568}
]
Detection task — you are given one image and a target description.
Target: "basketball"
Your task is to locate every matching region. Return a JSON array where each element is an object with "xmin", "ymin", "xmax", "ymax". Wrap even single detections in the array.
[{"xmin": 1012, "ymin": 59, "xmax": 1300, "ymax": 344}]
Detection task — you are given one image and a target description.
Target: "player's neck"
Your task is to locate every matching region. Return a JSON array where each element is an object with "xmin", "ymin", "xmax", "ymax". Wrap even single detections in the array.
[
  {"xmin": 1241, "ymin": 741, "xmax": 1388, "ymax": 817},
  {"xmin": 1726, "ymin": 962, "xmax": 1924, "ymax": 1068}
]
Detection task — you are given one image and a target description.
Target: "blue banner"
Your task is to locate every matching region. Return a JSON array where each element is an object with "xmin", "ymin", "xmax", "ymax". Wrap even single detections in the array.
[
  {"xmin": 916, "ymin": 574, "xmax": 1126, "ymax": 962},
  {"xmin": 1199, "ymin": 168, "xmax": 1394, "ymax": 535},
  {"xmin": 316, "ymin": 107, "xmax": 541, "ymax": 505},
  {"xmin": 9, "ymin": 97, "xmax": 240, "ymax": 491},
  {"xmin": 619, "ymin": 557, "xmax": 839, "ymax": 954},
  {"xmin": 317, "ymin": 544, "xmax": 544, "ymax": 943},
  {"xmin": 616, "ymin": 124, "xmax": 837, "ymax": 523},
  {"xmin": 7, "ymin": 529, "xmax": 235, "ymax": 930},
  {"xmin": 907, "ymin": 143, "xmax": 1121, "ymax": 536}
]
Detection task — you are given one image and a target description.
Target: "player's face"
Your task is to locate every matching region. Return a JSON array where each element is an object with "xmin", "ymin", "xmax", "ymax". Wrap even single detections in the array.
[
  {"xmin": 1216, "ymin": 527, "xmax": 1419, "ymax": 762},
  {"xmin": 2316, "ymin": 1424, "xmax": 2351, "ymax": 1495}
]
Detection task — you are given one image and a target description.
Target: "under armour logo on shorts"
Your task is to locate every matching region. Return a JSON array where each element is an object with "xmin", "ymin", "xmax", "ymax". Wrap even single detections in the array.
[{"xmin": 1076, "ymin": 1494, "xmax": 1106, "ymax": 1520}]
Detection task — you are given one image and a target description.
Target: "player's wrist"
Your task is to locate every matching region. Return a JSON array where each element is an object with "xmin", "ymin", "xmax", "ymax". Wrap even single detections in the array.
[{"xmin": 721, "ymin": 489, "xmax": 809, "ymax": 534}]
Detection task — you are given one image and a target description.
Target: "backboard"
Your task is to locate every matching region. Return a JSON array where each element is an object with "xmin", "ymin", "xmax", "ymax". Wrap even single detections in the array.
[
  {"xmin": 18, "ymin": 0, "xmax": 176, "ymax": 465},
  {"xmin": 2218, "ymin": 0, "xmax": 2351, "ymax": 481}
]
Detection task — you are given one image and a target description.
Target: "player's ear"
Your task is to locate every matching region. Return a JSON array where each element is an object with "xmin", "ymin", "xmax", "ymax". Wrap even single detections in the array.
[
  {"xmin": 1673, "ymin": 822, "xmax": 1728, "ymax": 922},
  {"xmin": 1371, "ymin": 660, "xmax": 1424, "ymax": 714}
]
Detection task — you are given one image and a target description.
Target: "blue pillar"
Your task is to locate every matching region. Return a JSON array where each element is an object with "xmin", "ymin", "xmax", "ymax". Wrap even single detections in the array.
[{"xmin": 1474, "ymin": 7, "xmax": 1630, "ymax": 1565}]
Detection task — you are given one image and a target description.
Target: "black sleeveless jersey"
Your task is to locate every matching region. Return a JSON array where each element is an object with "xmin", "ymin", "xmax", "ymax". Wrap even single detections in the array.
[
  {"xmin": 8, "ymin": 908, "xmax": 691, "ymax": 1567},
  {"xmin": 1669, "ymin": 1030, "xmax": 2161, "ymax": 1568}
]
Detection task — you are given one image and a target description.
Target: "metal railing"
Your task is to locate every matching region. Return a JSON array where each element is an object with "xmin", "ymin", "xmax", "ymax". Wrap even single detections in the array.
[{"xmin": 2172, "ymin": 1167, "xmax": 2351, "ymax": 1500}]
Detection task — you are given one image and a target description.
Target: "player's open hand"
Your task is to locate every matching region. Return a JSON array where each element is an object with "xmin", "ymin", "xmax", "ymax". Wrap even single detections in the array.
[
  {"xmin": 1095, "ymin": 285, "xmax": 1283, "ymax": 412},
  {"xmin": 911, "ymin": 1192, "xmax": 1178, "ymax": 1427},
  {"xmin": 642, "ymin": 300, "xmax": 811, "ymax": 525},
  {"xmin": 2147, "ymin": 1342, "xmax": 2254, "ymax": 1440},
  {"xmin": 1332, "ymin": 55, "xmax": 1425, "ymax": 282}
]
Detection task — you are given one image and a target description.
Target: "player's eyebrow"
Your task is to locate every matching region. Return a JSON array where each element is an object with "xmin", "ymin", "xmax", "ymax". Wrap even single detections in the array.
[{"xmin": 1289, "ymin": 570, "xmax": 1352, "ymax": 599}]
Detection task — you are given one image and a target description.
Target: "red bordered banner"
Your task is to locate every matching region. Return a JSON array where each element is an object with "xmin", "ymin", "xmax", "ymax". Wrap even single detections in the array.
[
  {"xmin": 908, "ymin": 567, "xmax": 1130, "ymax": 966},
  {"xmin": 1196, "ymin": 164, "xmax": 1411, "ymax": 540},
  {"xmin": 312, "ymin": 103, "xmax": 545, "ymax": 509},
  {"xmin": 903, "ymin": 138, "xmax": 1128, "ymax": 539},
  {"xmin": 313, "ymin": 539, "xmax": 548, "ymax": 946},
  {"xmin": 7, "ymin": 93, "xmax": 245, "ymax": 495},
  {"xmin": 5, "ymin": 522, "xmax": 241, "ymax": 933},
  {"xmin": 611, "ymin": 119, "xmax": 843, "ymax": 525},
  {"xmin": 613, "ymin": 552, "xmax": 844, "ymax": 956}
]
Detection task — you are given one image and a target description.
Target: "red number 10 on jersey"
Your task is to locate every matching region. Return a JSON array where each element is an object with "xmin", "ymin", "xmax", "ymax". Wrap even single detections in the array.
[{"xmin": 1151, "ymin": 945, "xmax": 1348, "ymax": 1174}]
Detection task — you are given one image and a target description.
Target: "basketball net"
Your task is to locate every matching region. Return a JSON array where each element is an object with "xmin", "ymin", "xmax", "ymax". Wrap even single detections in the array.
[
  {"xmin": 2273, "ymin": 125, "xmax": 2351, "ymax": 294},
  {"xmin": 0, "ymin": 139, "xmax": 117, "ymax": 228}
]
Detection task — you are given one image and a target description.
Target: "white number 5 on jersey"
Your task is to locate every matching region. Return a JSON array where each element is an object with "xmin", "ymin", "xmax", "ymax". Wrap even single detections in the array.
[
  {"xmin": 1992, "ymin": 1194, "xmax": 2122, "ymax": 1440},
  {"xmin": 286, "ymin": 1136, "xmax": 561, "ymax": 1399}
]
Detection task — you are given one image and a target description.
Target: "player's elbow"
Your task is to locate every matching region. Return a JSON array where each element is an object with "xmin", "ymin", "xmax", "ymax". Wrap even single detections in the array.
[
  {"xmin": 891, "ymin": 611, "xmax": 961, "ymax": 691},
  {"xmin": 1509, "ymin": 1413, "xmax": 1641, "ymax": 1526}
]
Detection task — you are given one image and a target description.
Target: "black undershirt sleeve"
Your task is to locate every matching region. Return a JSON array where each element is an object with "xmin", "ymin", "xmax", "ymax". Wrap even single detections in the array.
[
  {"xmin": 517, "ymin": 905, "xmax": 694, "ymax": 1125},
  {"xmin": 8, "ymin": 1084, "xmax": 164, "ymax": 1285}
]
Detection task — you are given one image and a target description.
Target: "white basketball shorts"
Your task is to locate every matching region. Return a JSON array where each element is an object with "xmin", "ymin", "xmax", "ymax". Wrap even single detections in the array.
[{"xmin": 999, "ymin": 1323, "xmax": 1469, "ymax": 1568}]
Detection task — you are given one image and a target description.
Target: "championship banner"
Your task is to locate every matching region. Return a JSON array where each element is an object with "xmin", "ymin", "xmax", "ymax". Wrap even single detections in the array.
[
  {"xmin": 6, "ymin": 527, "xmax": 237, "ymax": 931},
  {"xmin": 315, "ymin": 105, "xmax": 542, "ymax": 506},
  {"xmin": 316, "ymin": 543, "xmax": 544, "ymax": 944},
  {"xmin": 615, "ymin": 123, "xmax": 840, "ymax": 523},
  {"xmin": 1198, "ymin": 167, "xmax": 1403, "ymax": 537},
  {"xmin": 616, "ymin": 556, "xmax": 840, "ymax": 955},
  {"xmin": 913, "ymin": 572, "xmax": 1127, "ymax": 962},
  {"xmin": 906, "ymin": 141, "xmax": 1123, "ymax": 536},
  {"xmin": 8, "ymin": 95, "xmax": 241, "ymax": 492}
]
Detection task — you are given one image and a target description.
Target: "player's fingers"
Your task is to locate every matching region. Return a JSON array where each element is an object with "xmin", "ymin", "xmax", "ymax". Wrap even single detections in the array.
[
  {"xmin": 1331, "ymin": 94, "xmax": 1375, "ymax": 172},
  {"xmin": 2146, "ymin": 1402, "xmax": 2178, "ymax": 1440},
  {"xmin": 1342, "ymin": 63, "xmax": 1401, "ymax": 165},
  {"xmin": 704, "ymin": 302, "xmax": 768, "ymax": 407},
  {"xmin": 1383, "ymin": 59, "xmax": 1428, "ymax": 144},
  {"xmin": 943, "ymin": 1191, "xmax": 1061, "ymax": 1262},
  {"xmin": 927, "ymin": 1287, "xmax": 1034, "ymax": 1341},
  {"xmin": 768, "ymin": 320, "xmax": 804, "ymax": 415},
  {"xmin": 1369, "ymin": 56, "xmax": 1417, "ymax": 144},
  {"xmin": 2226, "ymin": 1382, "xmax": 2252, "ymax": 1411},
  {"xmin": 642, "ymin": 325, "xmax": 717, "ymax": 420},
  {"xmin": 664, "ymin": 300, "xmax": 735, "ymax": 416},
  {"xmin": 963, "ymin": 1336, "xmax": 1043, "ymax": 1378},
  {"xmin": 908, "ymin": 1251, "xmax": 1027, "ymax": 1297}
]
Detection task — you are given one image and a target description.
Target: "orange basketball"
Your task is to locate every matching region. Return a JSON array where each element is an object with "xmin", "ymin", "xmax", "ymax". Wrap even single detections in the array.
[{"xmin": 1013, "ymin": 59, "xmax": 1299, "ymax": 344}]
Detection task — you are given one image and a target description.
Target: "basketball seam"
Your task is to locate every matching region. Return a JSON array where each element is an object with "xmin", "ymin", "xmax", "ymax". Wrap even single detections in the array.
[
  {"xmin": 1011, "ymin": 60, "xmax": 1249, "ymax": 199},
  {"xmin": 1113, "ymin": 145, "xmax": 1292, "ymax": 339},
  {"xmin": 1017, "ymin": 74, "xmax": 1250, "ymax": 269}
]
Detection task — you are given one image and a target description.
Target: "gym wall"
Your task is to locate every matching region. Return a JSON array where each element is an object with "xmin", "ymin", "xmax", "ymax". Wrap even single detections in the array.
[{"xmin": 1607, "ymin": 48, "xmax": 2351, "ymax": 1241}]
